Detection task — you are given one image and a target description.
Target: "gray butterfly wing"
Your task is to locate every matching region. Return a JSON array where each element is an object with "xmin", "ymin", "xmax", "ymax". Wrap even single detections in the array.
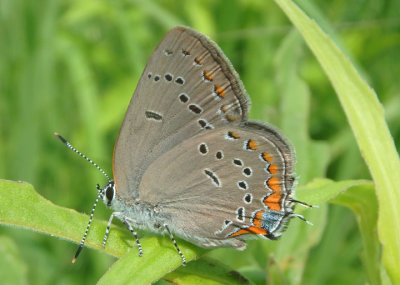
[
  {"xmin": 139, "ymin": 123, "xmax": 296, "ymax": 248},
  {"xmin": 113, "ymin": 26, "xmax": 250, "ymax": 199}
]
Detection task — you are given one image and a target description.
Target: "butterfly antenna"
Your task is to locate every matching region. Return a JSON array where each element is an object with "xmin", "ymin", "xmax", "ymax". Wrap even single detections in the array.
[
  {"xmin": 72, "ymin": 185, "xmax": 103, "ymax": 263},
  {"xmin": 54, "ymin": 133, "xmax": 110, "ymax": 263},
  {"xmin": 54, "ymin": 132, "xmax": 111, "ymax": 181}
]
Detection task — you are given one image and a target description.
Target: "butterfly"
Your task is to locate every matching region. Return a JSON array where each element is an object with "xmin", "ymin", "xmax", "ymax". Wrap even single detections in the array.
[{"xmin": 57, "ymin": 26, "xmax": 311, "ymax": 265}]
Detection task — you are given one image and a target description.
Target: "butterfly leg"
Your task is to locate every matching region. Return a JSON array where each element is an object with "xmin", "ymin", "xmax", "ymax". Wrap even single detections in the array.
[
  {"xmin": 164, "ymin": 224, "xmax": 186, "ymax": 266},
  {"xmin": 290, "ymin": 213, "xmax": 314, "ymax": 226},
  {"xmin": 290, "ymin": 199, "xmax": 319, "ymax": 208},
  {"xmin": 103, "ymin": 212, "xmax": 143, "ymax": 256}
]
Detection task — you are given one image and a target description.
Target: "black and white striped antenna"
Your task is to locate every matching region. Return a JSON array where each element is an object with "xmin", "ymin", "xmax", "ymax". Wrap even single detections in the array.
[{"xmin": 54, "ymin": 132, "xmax": 111, "ymax": 263}]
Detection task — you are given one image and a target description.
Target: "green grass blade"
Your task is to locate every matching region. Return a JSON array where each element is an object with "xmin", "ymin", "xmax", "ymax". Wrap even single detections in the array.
[{"xmin": 275, "ymin": 1, "xmax": 400, "ymax": 282}]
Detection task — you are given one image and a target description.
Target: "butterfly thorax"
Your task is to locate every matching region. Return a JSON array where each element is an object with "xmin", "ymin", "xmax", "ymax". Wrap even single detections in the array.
[{"xmin": 102, "ymin": 181, "xmax": 168, "ymax": 233}]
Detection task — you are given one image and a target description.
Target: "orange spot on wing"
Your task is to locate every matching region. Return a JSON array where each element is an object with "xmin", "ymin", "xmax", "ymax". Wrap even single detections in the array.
[
  {"xmin": 225, "ymin": 114, "xmax": 238, "ymax": 122},
  {"xmin": 214, "ymin": 85, "xmax": 225, "ymax": 98},
  {"xmin": 220, "ymin": 105, "xmax": 227, "ymax": 113},
  {"xmin": 253, "ymin": 210, "xmax": 264, "ymax": 227},
  {"xmin": 194, "ymin": 57, "xmax": 202, "ymax": 65},
  {"xmin": 267, "ymin": 177, "xmax": 281, "ymax": 192},
  {"xmin": 263, "ymin": 193, "xmax": 282, "ymax": 211},
  {"xmin": 228, "ymin": 131, "xmax": 240, "ymax": 139},
  {"xmin": 229, "ymin": 227, "xmax": 268, "ymax": 237},
  {"xmin": 261, "ymin": 152, "xmax": 274, "ymax": 162},
  {"xmin": 228, "ymin": 210, "xmax": 269, "ymax": 237},
  {"xmin": 203, "ymin": 70, "xmax": 213, "ymax": 82},
  {"xmin": 267, "ymin": 164, "xmax": 278, "ymax": 174},
  {"xmin": 247, "ymin": 139, "xmax": 258, "ymax": 150}
]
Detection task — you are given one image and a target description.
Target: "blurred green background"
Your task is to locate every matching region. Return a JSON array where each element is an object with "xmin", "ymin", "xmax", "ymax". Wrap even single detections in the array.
[{"xmin": 1, "ymin": 0, "xmax": 399, "ymax": 284}]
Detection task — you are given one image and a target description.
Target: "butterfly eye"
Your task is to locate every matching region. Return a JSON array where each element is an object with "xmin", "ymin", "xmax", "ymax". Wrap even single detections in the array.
[{"xmin": 105, "ymin": 185, "xmax": 114, "ymax": 205}]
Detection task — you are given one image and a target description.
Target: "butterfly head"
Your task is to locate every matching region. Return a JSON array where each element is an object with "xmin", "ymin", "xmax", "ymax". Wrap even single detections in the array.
[{"xmin": 100, "ymin": 180, "xmax": 115, "ymax": 207}]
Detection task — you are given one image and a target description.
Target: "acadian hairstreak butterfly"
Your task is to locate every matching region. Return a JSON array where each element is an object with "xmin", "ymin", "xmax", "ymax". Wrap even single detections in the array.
[{"xmin": 56, "ymin": 26, "xmax": 313, "ymax": 265}]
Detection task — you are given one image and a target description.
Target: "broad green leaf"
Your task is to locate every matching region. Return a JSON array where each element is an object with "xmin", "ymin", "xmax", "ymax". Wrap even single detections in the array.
[
  {"xmin": 0, "ymin": 179, "xmax": 129, "ymax": 258},
  {"xmin": 275, "ymin": 1, "xmax": 400, "ymax": 282}
]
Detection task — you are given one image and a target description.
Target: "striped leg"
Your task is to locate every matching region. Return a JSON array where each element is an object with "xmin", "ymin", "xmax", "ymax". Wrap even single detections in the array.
[
  {"xmin": 164, "ymin": 224, "xmax": 186, "ymax": 266},
  {"xmin": 103, "ymin": 212, "xmax": 143, "ymax": 256}
]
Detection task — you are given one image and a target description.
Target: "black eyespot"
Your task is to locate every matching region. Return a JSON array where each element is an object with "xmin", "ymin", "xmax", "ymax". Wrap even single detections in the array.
[
  {"xmin": 188, "ymin": 104, "xmax": 202, "ymax": 114},
  {"xmin": 198, "ymin": 119, "xmax": 207, "ymax": 128},
  {"xmin": 199, "ymin": 143, "xmax": 208, "ymax": 154},
  {"xmin": 233, "ymin": 159, "xmax": 243, "ymax": 167},
  {"xmin": 179, "ymin": 93, "xmax": 189, "ymax": 103},
  {"xmin": 165, "ymin": 73, "xmax": 173, "ymax": 81},
  {"xmin": 175, "ymin": 77, "xmax": 185, "ymax": 85},
  {"xmin": 243, "ymin": 167, "xmax": 252, "ymax": 176},
  {"xmin": 237, "ymin": 181, "xmax": 248, "ymax": 190},
  {"xmin": 244, "ymin": 193, "xmax": 252, "ymax": 204}
]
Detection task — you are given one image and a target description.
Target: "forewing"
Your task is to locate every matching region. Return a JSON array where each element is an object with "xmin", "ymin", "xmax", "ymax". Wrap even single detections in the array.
[{"xmin": 113, "ymin": 27, "xmax": 249, "ymax": 198}]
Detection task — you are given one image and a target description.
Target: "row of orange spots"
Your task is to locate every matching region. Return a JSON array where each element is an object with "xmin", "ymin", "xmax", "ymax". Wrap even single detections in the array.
[
  {"xmin": 263, "ymin": 193, "xmax": 282, "ymax": 211},
  {"xmin": 228, "ymin": 211, "xmax": 268, "ymax": 237}
]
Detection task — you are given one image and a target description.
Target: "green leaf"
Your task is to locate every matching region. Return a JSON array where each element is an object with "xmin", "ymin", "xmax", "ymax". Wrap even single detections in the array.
[
  {"xmin": 0, "ymin": 179, "xmax": 129, "ymax": 258},
  {"xmin": 100, "ymin": 254, "xmax": 251, "ymax": 285},
  {"xmin": 97, "ymin": 237, "xmax": 205, "ymax": 285},
  {"xmin": 275, "ymin": 0, "xmax": 400, "ymax": 282}
]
